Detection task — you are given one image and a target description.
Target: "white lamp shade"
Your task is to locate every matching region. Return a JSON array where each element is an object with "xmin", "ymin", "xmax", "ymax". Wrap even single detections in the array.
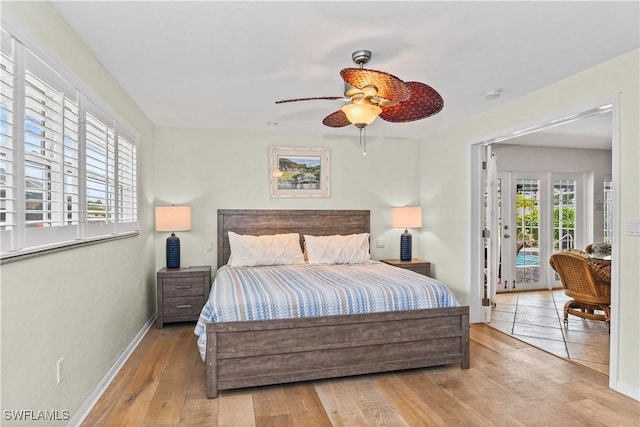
[
  {"xmin": 341, "ymin": 103, "xmax": 382, "ymax": 126},
  {"xmin": 155, "ymin": 206, "xmax": 191, "ymax": 232},
  {"xmin": 392, "ymin": 206, "xmax": 422, "ymax": 229}
]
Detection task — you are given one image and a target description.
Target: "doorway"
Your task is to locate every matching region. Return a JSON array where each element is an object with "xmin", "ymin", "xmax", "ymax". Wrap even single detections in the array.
[{"xmin": 470, "ymin": 102, "xmax": 616, "ymax": 376}]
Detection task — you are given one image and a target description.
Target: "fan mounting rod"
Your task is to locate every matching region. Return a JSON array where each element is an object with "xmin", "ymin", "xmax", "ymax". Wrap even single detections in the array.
[{"xmin": 351, "ymin": 50, "xmax": 372, "ymax": 67}]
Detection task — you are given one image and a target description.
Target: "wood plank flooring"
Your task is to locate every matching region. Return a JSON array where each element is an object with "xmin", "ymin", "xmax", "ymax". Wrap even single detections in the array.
[{"xmin": 81, "ymin": 323, "xmax": 639, "ymax": 426}]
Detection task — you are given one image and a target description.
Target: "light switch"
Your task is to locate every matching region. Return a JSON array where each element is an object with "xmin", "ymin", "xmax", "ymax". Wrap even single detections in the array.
[{"xmin": 627, "ymin": 218, "xmax": 640, "ymax": 236}]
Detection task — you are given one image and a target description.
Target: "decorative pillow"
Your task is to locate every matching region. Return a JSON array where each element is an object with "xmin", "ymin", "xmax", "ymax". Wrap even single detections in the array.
[
  {"xmin": 227, "ymin": 232, "xmax": 305, "ymax": 267},
  {"xmin": 304, "ymin": 233, "xmax": 370, "ymax": 265}
]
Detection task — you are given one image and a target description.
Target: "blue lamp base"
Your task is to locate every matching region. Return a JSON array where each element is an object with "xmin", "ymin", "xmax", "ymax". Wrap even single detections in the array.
[
  {"xmin": 166, "ymin": 233, "xmax": 181, "ymax": 269},
  {"xmin": 400, "ymin": 229, "xmax": 412, "ymax": 261}
]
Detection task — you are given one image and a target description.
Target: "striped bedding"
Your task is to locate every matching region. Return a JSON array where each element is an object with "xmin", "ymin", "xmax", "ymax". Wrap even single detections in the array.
[{"xmin": 194, "ymin": 261, "xmax": 459, "ymax": 360}]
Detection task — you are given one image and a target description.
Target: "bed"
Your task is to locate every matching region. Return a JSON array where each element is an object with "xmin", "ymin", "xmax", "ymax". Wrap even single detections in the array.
[{"xmin": 197, "ymin": 209, "xmax": 469, "ymax": 398}]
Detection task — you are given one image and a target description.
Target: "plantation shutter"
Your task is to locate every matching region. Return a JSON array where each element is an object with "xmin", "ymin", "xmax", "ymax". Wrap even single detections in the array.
[
  {"xmin": 22, "ymin": 46, "xmax": 81, "ymax": 248},
  {"xmin": 84, "ymin": 99, "xmax": 116, "ymax": 237},
  {"xmin": 0, "ymin": 25, "xmax": 139, "ymax": 258},
  {"xmin": 0, "ymin": 29, "xmax": 17, "ymax": 252},
  {"xmin": 116, "ymin": 129, "xmax": 138, "ymax": 232}
]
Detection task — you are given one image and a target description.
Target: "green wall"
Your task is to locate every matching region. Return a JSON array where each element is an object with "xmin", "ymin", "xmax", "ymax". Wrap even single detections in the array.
[
  {"xmin": 1, "ymin": 2, "xmax": 157, "ymax": 425},
  {"xmin": 153, "ymin": 127, "xmax": 422, "ymax": 271}
]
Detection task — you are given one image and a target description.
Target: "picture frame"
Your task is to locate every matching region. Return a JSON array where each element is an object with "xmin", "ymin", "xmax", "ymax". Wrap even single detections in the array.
[{"xmin": 269, "ymin": 146, "xmax": 330, "ymax": 198}]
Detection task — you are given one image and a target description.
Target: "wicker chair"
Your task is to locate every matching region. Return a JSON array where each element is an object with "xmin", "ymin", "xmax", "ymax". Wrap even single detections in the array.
[{"xmin": 549, "ymin": 251, "xmax": 611, "ymax": 327}]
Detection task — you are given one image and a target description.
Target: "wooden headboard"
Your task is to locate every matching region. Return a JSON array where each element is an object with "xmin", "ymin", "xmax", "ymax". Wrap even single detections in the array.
[{"xmin": 217, "ymin": 209, "xmax": 370, "ymax": 267}]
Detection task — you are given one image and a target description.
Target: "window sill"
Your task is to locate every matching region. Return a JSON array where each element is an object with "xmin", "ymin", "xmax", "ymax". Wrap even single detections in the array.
[{"xmin": 0, "ymin": 232, "xmax": 140, "ymax": 265}]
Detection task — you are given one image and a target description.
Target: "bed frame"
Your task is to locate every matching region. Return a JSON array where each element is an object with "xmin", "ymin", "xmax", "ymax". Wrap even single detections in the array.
[{"xmin": 206, "ymin": 209, "xmax": 469, "ymax": 398}]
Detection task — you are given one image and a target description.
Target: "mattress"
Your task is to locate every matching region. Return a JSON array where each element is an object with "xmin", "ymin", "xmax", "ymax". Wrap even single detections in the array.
[{"xmin": 194, "ymin": 261, "xmax": 459, "ymax": 360}]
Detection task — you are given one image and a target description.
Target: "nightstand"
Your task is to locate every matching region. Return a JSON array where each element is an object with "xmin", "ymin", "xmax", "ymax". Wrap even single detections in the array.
[
  {"xmin": 380, "ymin": 258, "xmax": 431, "ymax": 277},
  {"xmin": 156, "ymin": 266, "xmax": 211, "ymax": 328}
]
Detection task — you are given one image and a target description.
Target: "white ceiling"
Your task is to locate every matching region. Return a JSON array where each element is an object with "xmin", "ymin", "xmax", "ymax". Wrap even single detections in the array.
[{"xmin": 51, "ymin": 1, "xmax": 638, "ymax": 148}]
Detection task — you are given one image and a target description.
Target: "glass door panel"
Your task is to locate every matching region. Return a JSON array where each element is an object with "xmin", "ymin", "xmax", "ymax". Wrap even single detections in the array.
[
  {"xmin": 515, "ymin": 178, "xmax": 541, "ymax": 288},
  {"xmin": 550, "ymin": 178, "xmax": 577, "ymax": 284},
  {"xmin": 553, "ymin": 179, "xmax": 577, "ymax": 251}
]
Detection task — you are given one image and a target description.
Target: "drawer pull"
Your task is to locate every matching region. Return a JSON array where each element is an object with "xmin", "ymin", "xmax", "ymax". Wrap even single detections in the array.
[
  {"xmin": 175, "ymin": 285, "xmax": 192, "ymax": 289},
  {"xmin": 175, "ymin": 304, "xmax": 192, "ymax": 309}
]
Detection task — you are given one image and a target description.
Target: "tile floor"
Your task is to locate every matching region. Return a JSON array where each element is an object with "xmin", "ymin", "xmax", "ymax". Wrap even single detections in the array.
[{"xmin": 489, "ymin": 289, "xmax": 610, "ymax": 375}]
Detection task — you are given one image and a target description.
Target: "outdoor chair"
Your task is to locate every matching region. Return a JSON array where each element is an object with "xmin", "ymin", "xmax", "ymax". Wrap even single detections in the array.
[{"xmin": 549, "ymin": 251, "xmax": 611, "ymax": 327}]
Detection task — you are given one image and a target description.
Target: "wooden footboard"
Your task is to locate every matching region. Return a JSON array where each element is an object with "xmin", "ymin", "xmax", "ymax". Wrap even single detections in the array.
[{"xmin": 205, "ymin": 306, "xmax": 469, "ymax": 398}]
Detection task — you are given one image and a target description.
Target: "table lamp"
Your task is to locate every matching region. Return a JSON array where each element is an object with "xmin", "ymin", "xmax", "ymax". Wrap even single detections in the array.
[
  {"xmin": 392, "ymin": 206, "xmax": 422, "ymax": 261},
  {"xmin": 155, "ymin": 206, "xmax": 191, "ymax": 269}
]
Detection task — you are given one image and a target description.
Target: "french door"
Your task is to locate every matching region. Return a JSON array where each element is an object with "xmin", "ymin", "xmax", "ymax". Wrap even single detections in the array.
[
  {"xmin": 498, "ymin": 172, "xmax": 584, "ymax": 292},
  {"xmin": 482, "ymin": 147, "xmax": 500, "ymax": 320}
]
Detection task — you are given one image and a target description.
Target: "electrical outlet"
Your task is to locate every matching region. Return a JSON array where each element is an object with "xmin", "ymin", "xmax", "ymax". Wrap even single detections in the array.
[{"xmin": 57, "ymin": 357, "xmax": 65, "ymax": 384}]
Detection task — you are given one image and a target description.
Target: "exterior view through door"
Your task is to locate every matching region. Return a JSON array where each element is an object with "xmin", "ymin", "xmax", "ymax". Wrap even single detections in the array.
[{"xmin": 500, "ymin": 173, "xmax": 583, "ymax": 292}]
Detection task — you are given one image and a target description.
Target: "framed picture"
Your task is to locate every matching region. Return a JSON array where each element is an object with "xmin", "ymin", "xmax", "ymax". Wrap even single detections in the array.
[{"xmin": 269, "ymin": 146, "xmax": 330, "ymax": 198}]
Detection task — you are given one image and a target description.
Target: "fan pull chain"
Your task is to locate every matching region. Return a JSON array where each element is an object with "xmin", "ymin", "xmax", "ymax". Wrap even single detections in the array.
[
  {"xmin": 359, "ymin": 126, "xmax": 367, "ymax": 156},
  {"xmin": 363, "ymin": 127, "xmax": 367, "ymax": 156}
]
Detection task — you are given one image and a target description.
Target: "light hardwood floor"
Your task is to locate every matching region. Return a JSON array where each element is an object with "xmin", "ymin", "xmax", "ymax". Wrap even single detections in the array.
[{"xmin": 81, "ymin": 323, "xmax": 639, "ymax": 426}]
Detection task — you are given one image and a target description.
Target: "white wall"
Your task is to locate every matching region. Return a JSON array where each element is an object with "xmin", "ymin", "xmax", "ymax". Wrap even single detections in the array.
[
  {"xmin": 154, "ymin": 127, "xmax": 423, "ymax": 272},
  {"xmin": 1, "ymin": 3, "xmax": 156, "ymax": 424},
  {"xmin": 419, "ymin": 49, "xmax": 639, "ymax": 399},
  {"xmin": 492, "ymin": 145, "xmax": 612, "ymax": 244}
]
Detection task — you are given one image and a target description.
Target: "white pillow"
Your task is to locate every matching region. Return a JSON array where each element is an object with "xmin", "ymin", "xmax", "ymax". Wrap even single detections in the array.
[
  {"xmin": 227, "ymin": 232, "xmax": 305, "ymax": 267},
  {"xmin": 304, "ymin": 233, "xmax": 371, "ymax": 265}
]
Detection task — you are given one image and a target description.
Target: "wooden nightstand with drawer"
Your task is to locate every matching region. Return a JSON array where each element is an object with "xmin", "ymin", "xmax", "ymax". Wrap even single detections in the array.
[
  {"xmin": 380, "ymin": 258, "xmax": 431, "ymax": 277},
  {"xmin": 156, "ymin": 266, "xmax": 211, "ymax": 328}
]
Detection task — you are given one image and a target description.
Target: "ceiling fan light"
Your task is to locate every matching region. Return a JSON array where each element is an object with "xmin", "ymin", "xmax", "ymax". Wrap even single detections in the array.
[{"xmin": 341, "ymin": 103, "xmax": 382, "ymax": 126}]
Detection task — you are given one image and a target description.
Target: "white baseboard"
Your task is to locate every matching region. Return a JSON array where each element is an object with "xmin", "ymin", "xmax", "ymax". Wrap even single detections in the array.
[{"xmin": 67, "ymin": 315, "xmax": 156, "ymax": 427}]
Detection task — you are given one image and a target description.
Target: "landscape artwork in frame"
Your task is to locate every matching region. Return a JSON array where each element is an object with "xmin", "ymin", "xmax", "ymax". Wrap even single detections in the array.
[{"xmin": 269, "ymin": 146, "xmax": 330, "ymax": 198}]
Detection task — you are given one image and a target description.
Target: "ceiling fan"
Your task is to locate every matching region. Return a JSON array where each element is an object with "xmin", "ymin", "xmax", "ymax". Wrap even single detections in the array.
[{"xmin": 275, "ymin": 50, "xmax": 444, "ymax": 147}]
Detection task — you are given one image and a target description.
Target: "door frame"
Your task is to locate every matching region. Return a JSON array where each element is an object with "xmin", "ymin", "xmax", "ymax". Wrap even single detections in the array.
[{"xmin": 467, "ymin": 98, "xmax": 620, "ymax": 388}]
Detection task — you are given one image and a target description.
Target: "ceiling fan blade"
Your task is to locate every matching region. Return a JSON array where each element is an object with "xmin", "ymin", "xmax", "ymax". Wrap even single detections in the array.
[
  {"xmin": 322, "ymin": 110, "xmax": 351, "ymax": 127},
  {"xmin": 275, "ymin": 96, "xmax": 343, "ymax": 104},
  {"xmin": 379, "ymin": 81, "xmax": 444, "ymax": 123},
  {"xmin": 340, "ymin": 68, "xmax": 410, "ymax": 102}
]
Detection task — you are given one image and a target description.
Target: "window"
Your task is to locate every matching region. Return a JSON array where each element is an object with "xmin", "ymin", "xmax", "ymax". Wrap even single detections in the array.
[
  {"xmin": 603, "ymin": 181, "xmax": 612, "ymax": 244},
  {"xmin": 1, "ymin": 27, "xmax": 138, "ymax": 258}
]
